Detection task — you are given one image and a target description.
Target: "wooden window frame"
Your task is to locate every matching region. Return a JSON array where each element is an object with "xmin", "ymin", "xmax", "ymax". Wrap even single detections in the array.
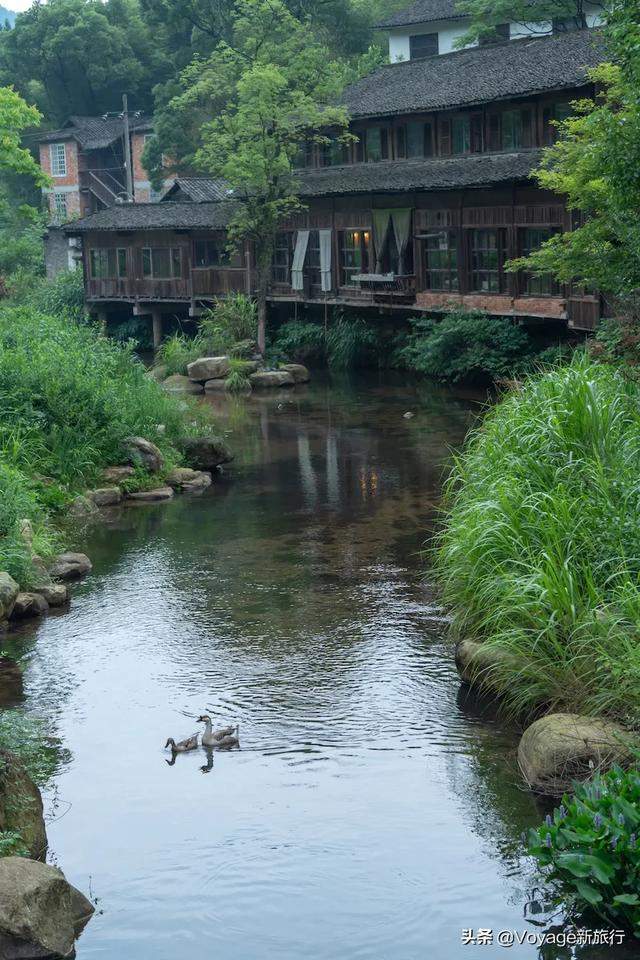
[
  {"xmin": 468, "ymin": 228, "xmax": 508, "ymax": 293},
  {"xmin": 423, "ymin": 231, "xmax": 459, "ymax": 292},
  {"xmin": 272, "ymin": 232, "xmax": 293, "ymax": 284},
  {"xmin": 90, "ymin": 247, "xmax": 127, "ymax": 280},
  {"xmin": 338, "ymin": 229, "xmax": 371, "ymax": 286},
  {"xmin": 518, "ymin": 227, "xmax": 561, "ymax": 296},
  {"xmin": 141, "ymin": 247, "xmax": 182, "ymax": 280}
]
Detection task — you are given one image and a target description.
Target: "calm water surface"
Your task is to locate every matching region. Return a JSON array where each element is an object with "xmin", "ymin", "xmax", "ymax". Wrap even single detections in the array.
[{"xmin": 5, "ymin": 373, "xmax": 623, "ymax": 959}]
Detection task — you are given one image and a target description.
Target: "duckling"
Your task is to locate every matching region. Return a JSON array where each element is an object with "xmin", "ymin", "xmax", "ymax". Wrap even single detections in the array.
[
  {"xmin": 164, "ymin": 733, "xmax": 199, "ymax": 753},
  {"xmin": 197, "ymin": 715, "xmax": 239, "ymax": 748}
]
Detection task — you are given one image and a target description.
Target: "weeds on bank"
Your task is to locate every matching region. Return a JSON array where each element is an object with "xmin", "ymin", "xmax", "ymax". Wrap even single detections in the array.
[{"xmin": 437, "ymin": 355, "xmax": 640, "ymax": 724}]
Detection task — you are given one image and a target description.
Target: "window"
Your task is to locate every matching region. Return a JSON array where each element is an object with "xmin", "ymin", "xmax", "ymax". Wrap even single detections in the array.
[
  {"xmin": 320, "ymin": 139, "xmax": 349, "ymax": 167},
  {"xmin": 194, "ymin": 239, "xmax": 228, "ymax": 267},
  {"xmin": 89, "ymin": 248, "xmax": 127, "ymax": 279},
  {"xmin": 502, "ymin": 108, "xmax": 534, "ymax": 150},
  {"xmin": 305, "ymin": 230, "xmax": 322, "ymax": 287},
  {"xmin": 49, "ymin": 143, "xmax": 67, "ymax": 177},
  {"xmin": 142, "ymin": 247, "xmax": 182, "ymax": 279},
  {"xmin": 339, "ymin": 229, "xmax": 371, "ymax": 286},
  {"xmin": 294, "ymin": 142, "xmax": 315, "ymax": 168},
  {"xmin": 365, "ymin": 127, "xmax": 389, "ymax": 163},
  {"xmin": 52, "ymin": 192, "xmax": 67, "ymax": 220},
  {"xmin": 469, "ymin": 229, "xmax": 507, "ymax": 293},
  {"xmin": 409, "ymin": 33, "xmax": 439, "ymax": 59},
  {"xmin": 479, "ymin": 23, "xmax": 510, "ymax": 45},
  {"xmin": 424, "ymin": 232, "xmax": 459, "ymax": 291},
  {"xmin": 452, "ymin": 116, "xmax": 471, "ymax": 155},
  {"xmin": 400, "ymin": 121, "xmax": 433, "ymax": 159},
  {"xmin": 543, "ymin": 102, "xmax": 573, "ymax": 145},
  {"xmin": 553, "ymin": 13, "xmax": 587, "ymax": 32},
  {"xmin": 272, "ymin": 232, "xmax": 293, "ymax": 284},
  {"xmin": 519, "ymin": 228, "xmax": 560, "ymax": 296}
]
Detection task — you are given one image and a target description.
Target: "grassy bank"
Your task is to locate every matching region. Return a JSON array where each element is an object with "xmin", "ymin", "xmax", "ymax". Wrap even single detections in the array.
[
  {"xmin": 0, "ymin": 304, "xmax": 218, "ymax": 584},
  {"xmin": 437, "ymin": 355, "xmax": 640, "ymax": 725}
]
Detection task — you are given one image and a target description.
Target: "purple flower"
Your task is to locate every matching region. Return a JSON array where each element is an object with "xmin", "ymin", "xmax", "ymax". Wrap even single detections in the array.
[
  {"xmin": 545, "ymin": 814, "xmax": 553, "ymax": 828},
  {"xmin": 594, "ymin": 813, "xmax": 603, "ymax": 828},
  {"xmin": 545, "ymin": 833, "xmax": 552, "ymax": 848}
]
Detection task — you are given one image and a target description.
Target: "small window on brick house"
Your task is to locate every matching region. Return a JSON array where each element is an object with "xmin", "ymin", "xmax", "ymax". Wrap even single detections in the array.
[
  {"xmin": 409, "ymin": 33, "xmax": 439, "ymax": 59},
  {"xmin": 52, "ymin": 192, "xmax": 67, "ymax": 220},
  {"xmin": 50, "ymin": 143, "xmax": 67, "ymax": 177}
]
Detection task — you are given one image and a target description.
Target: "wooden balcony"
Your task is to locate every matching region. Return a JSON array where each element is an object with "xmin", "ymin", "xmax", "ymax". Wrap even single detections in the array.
[{"xmin": 191, "ymin": 267, "xmax": 248, "ymax": 297}]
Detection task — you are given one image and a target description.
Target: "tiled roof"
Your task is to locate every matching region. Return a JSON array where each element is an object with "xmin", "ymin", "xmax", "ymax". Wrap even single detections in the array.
[
  {"xmin": 297, "ymin": 151, "xmax": 542, "ymax": 197},
  {"xmin": 162, "ymin": 178, "xmax": 232, "ymax": 202},
  {"xmin": 375, "ymin": 0, "xmax": 463, "ymax": 29},
  {"xmin": 36, "ymin": 114, "xmax": 153, "ymax": 149},
  {"xmin": 344, "ymin": 29, "xmax": 605, "ymax": 119},
  {"xmin": 63, "ymin": 201, "xmax": 238, "ymax": 233}
]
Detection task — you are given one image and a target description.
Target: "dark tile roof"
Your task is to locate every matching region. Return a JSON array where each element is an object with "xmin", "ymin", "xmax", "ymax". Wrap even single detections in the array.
[
  {"xmin": 36, "ymin": 114, "xmax": 153, "ymax": 149},
  {"xmin": 344, "ymin": 29, "xmax": 605, "ymax": 119},
  {"xmin": 162, "ymin": 177, "xmax": 232, "ymax": 202},
  {"xmin": 297, "ymin": 151, "xmax": 542, "ymax": 197},
  {"xmin": 63, "ymin": 200, "xmax": 238, "ymax": 233},
  {"xmin": 375, "ymin": 0, "xmax": 463, "ymax": 29}
]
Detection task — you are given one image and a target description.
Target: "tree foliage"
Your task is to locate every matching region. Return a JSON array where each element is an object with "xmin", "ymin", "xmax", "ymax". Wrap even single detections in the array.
[
  {"xmin": 455, "ymin": 0, "xmax": 602, "ymax": 46},
  {"xmin": 511, "ymin": 1, "xmax": 639, "ymax": 297}
]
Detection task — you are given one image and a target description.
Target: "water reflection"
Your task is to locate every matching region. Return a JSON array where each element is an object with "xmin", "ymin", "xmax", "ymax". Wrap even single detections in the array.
[{"xmin": 7, "ymin": 371, "xmax": 629, "ymax": 959}]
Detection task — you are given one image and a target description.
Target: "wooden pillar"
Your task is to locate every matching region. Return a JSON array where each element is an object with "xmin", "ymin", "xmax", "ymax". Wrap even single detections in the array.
[{"xmin": 151, "ymin": 308, "xmax": 163, "ymax": 350}]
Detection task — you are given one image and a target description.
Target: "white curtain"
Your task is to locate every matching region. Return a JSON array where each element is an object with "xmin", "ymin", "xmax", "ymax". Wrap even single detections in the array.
[
  {"xmin": 319, "ymin": 229, "xmax": 332, "ymax": 292},
  {"xmin": 291, "ymin": 229, "xmax": 310, "ymax": 290}
]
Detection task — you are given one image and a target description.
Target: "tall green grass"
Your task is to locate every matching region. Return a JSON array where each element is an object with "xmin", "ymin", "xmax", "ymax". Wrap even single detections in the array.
[{"xmin": 438, "ymin": 355, "xmax": 640, "ymax": 724}]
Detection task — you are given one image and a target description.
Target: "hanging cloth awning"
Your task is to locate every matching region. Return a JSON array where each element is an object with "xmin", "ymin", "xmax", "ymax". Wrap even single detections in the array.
[
  {"xmin": 391, "ymin": 209, "xmax": 412, "ymax": 276},
  {"xmin": 372, "ymin": 210, "xmax": 391, "ymax": 273},
  {"xmin": 319, "ymin": 229, "xmax": 332, "ymax": 292},
  {"xmin": 291, "ymin": 229, "xmax": 310, "ymax": 291}
]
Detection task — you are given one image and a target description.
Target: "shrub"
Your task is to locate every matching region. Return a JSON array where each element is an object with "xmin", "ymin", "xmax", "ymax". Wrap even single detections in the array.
[
  {"xmin": 270, "ymin": 312, "xmax": 380, "ymax": 369},
  {"xmin": 157, "ymin": 332, "xmax": 207, "ymax": 376},
  {"xmin": 398, "ymin": 309, "xmax": 533, "ymax": 382},
  {"xmin": 437, "ymin": 355, "xmax": 640, "ymax": 723},
  {"xmin": 528, "ymin": 766, "xmax": 640, "ymax": 936},
  {"xmin": 199, "ymin": 294, "xmax": 257, "ymax": 352},
  {"xmin": 25, "ymin": 268, "xmax": 87, "ymax": 324}
]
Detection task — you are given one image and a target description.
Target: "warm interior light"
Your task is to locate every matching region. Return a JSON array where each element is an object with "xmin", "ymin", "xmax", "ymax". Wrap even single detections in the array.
[{"xmin": 353, "ymin": 231, "xmax": 360, "ymax": 243}]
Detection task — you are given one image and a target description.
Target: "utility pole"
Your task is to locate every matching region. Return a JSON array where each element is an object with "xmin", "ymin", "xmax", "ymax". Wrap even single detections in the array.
[{"xmin": 122, "ymin": 94, "xmax": 134, "ymax": 202}]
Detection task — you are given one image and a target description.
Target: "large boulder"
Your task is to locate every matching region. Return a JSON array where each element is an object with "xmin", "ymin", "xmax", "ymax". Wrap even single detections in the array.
[
  {"xmin": 249, "ymin": 370, "xmax": 295, "ymax": 389},
  {"xmin": 86, "ymin": 487, "xmax": 122, "ymax": 508},
  {"xmin": 187, "ymin": 356, "xmax": 231, "ymax": 383},
  {"xmin": 33, "ymin": 584, "xmax": 68, "ymax": 609},
  {"xmin": 0, "ymin": 574, "xmax": 19, "ymax": 622},
  {"xmin": 0, "ymin": 751, "xmax": 47, "ymax": 861},
  {"xmin": 162, "ymin": 374, "xmax": 204, "ymax": 395},
  {"xmin": 455, "ymin": 639, "xmax": 516, "ymax": 690},
  {"xmin": 518, "ymin": 713, "xmax": 637, "ymax": 795},
  {"xmin": 48, "ymin": 553, "xmax": 92, "ymax": 582},
  {"xmin": 123, "ymin": 437, "xmax": 164, "ymax": 474},
  {"xmin": 165, "ymin": 468, "xmax": 212, "ymax": 492},
  {"xmin": 0, "ymin": 858, "xmax": 93, "ymax": 959},
  {"xmin": 102, "ymin": 465, "xmax": 135, "ymax": 484},
  {"xmin": 9, "ymin": 594, "xmax": 49, "ymax": 621},
  {"xmin": 180, "ymin": 437, "xmax": 233, "ymax": 470},
  {"xmin": 279, "ymin": 363, "xmax": 310, "ymax": 384}
]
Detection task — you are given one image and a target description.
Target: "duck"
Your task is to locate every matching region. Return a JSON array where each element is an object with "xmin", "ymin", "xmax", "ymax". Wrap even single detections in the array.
[
  {"xmin": 197, "ymin": 715, "xmax": 240, "ymax": 749},
  {"xmin": 164, "ymin": 733, "xmax": 199, "ymax": 753}
]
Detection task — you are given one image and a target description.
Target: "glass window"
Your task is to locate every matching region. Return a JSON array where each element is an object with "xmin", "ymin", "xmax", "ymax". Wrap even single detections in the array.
[
  {"xmin": 519, "ymin": 228, "xmax": 560, "ymax": 296},
  {"xmin": 339, "ymin": 230, "xmax": 371, "ymax": 286},
  {"xmin": 52, "ymin": 192, "xmax": 67, "ymax": 220},
  {"xmin": 469, "ymin": 229, "xmax": 507, "ymax": 293},
  {"xmin": 424, "ymin": 232, "xmax": 459, "ymax": 291},
  {"xmin": 409, "ymin": 33, "xmax": 439, "ymax": 59},
  {"xmin": 305, "ymin": 230, "xmax": 322, "ymax": 287},
  {"xmin": 452, "ymin": 116, "xmax": 471, "ymax": 155},
  {"xmin": 365, "ymin": 128, "xmax": 388, "ymax": 163},
  {"xmin": 142, "ymin": 247, "xmax": 182, "ymax": 279},
  {"xmin": 50, "ymin": 143, "xmax": 67, "ymax": 177},
  {"xmin": 403, "ymin": 121, "xmax": 433, "ymax": 159},
  {"xmin": 502, "ymin": 110, "xmax": 522, "ymax": 150},
  {"xmin": 272, "ymin": 232, "xmax": 293, "ymax": 284},
  {"xmin": 543, "ymin": 102, "xmax": 573, "ymax": 144},
  {"xmin": 90, "ymin": 248, "xmax": 127, "ymax": 279},
  {"xmin": 194, "ymin": 239, "xmax": 228, "ymax": 267}
]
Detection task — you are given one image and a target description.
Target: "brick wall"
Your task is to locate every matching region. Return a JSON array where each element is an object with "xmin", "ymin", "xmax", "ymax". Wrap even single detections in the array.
[
  {"xmin": 415, "ymin": 290, "xmax": 566, "ymax": 319},
  {"xmin": 40, "ymin": 139, "xmax": 82, "ymax": 221}
]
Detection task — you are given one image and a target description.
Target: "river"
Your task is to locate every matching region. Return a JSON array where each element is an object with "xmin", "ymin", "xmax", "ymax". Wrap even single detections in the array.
[{"xmin": 4, "ymin": 372, "xmax": 622, "ymax": 959}]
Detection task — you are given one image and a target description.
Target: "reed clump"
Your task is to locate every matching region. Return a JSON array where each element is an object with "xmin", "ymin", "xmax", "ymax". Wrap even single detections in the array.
[{"xmin": 438, "ymin": 354, "xmax": 640, "ymax": 725}]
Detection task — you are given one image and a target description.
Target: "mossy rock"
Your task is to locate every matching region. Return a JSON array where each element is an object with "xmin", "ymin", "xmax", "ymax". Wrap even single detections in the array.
[
  {"xmin": 454, "ymin": 639, "xmax": 516, "ymax": 691},
  {"xmin": 517, "ymin": 713, "xmax": 637, "ymax": 795},
  {"xmin": 0, "ymin": 750, "xmax": 47, "ymax": 860}
]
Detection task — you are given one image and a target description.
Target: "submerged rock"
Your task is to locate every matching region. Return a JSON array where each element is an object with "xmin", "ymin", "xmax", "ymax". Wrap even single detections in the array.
[
  {"xmin": 0, "ymin": 751, "xmax": 47, "ymax": 861},
  {"xmin": 48, "ymin": 553, "xmax": 92, "ymax": 582},
  {"xmin": 102, "ymin": 465, "xmax": 135, "ymax": 484},
  {"xmin": 162, "ymin": 374, "xmax": 204, "ymax": 394},
  {"xmin": 86, "ymin": 487, "xmax": 122, "ymax": 507},
  {"xmin": 187, "ymin": 356, "xmax": 230, "ymax": 382},
  {"xmin": 204, "ymin": 378, "xmax": 231, "ymax": 392},
  {"xmin": 279, "ymin": 363, "xmax": 310, "ymax": 384},
  {"xmin": 10, "ymin": 594, "xmax": 49, "ymax": 621},
  {"xmin": 165, "ymin": 467, "xmax": 212, "ymax": 492},
  {"xmin": 518, "ymin": 713, "xmax": 636, "ymax": 795},
  {"xmin": 250, "ymin": 370, "xmax": 295, "ymax": 389},
  {"xmin": 0, "ymin": 857, "xmax": 93, "ymax": 959},
  {"xmin": 123, "ymin": 437, "xmax": 164, "ymax": 473},
  {"xmin": 180, "ymin": 436, "xmax": 233, "ymax": 470},
  {"xmin": 126, "ymin": 487, "xmax": 174, "ymax": 502},
  {"xmin": 0, "ymin": 573, "xmax": 19, "ymax": 621}
]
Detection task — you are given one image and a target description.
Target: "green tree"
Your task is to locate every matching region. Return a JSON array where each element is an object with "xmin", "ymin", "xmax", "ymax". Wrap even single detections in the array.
[
  {"xmin": 0, "ymin": 86, "xmax": 46, "ymax": 184},
  {"xmin": 455, "ymin": 0, "xmax": 602, "ymax": 45},
  {"xmin": 510, "ymin": 0, "xmax": 639, "ymax": 298},
  {"xmin": 158, "ymin": 0, "xmax": 350, "ymax": 352},
  {"xmin": 0, "ymin": 0, "xmax": 168, "ymax": 123}
]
